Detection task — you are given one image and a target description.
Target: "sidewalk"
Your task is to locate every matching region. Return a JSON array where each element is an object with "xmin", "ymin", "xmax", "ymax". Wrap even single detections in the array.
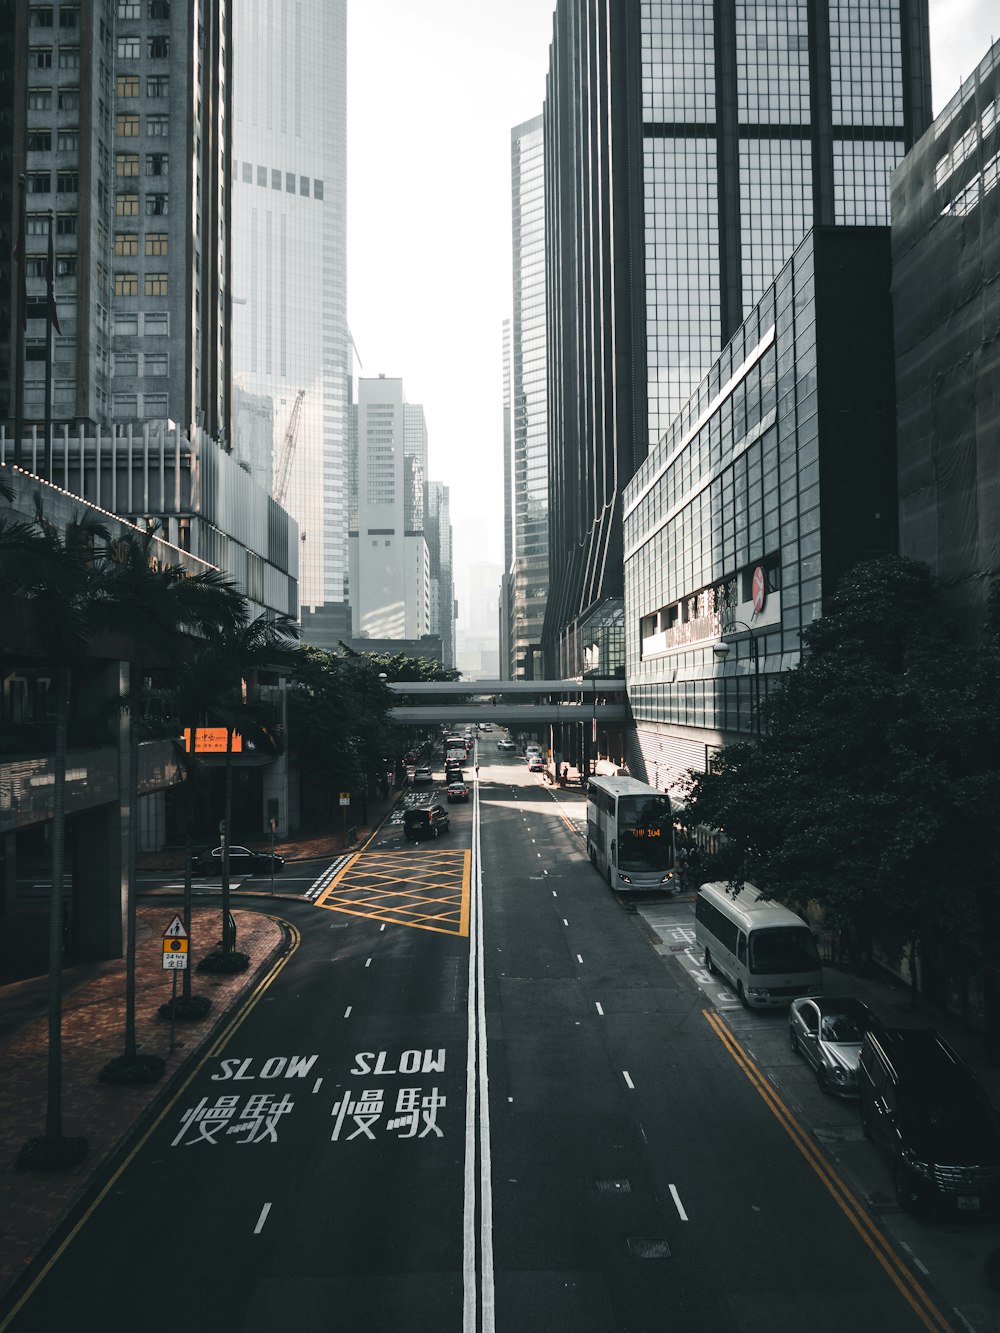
[{"xmin": 0, "ymin": 906, "xmax": 285, "ymax": 1307}]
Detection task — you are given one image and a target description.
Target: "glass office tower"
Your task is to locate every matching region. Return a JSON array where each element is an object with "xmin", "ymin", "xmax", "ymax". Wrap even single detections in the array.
[
  {"xmin": 509, "ymin": 116, "xmax": 549, "ymax": 680},
  {"xmin": 543, "ymin": 0, "xmax": 932, "ymax": 675},
  {"xmin": 231, "ymin": 0, "xmax": 349, "ymax": 629}
]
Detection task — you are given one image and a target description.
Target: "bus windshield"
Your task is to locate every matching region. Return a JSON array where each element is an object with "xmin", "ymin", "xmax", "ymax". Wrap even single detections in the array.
[
  {"xmin": 748, "ymin": 927, "xmax": 819, "ymax": 975},
  {"xmin": 617, "ymin": 795, "xmax": 673, "ymax": 872}
]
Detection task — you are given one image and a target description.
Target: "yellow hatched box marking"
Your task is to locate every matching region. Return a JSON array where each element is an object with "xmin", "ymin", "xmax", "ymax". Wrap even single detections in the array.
[{"xmin": 315, "ymin": 849, "xmax": 470, "ymax": 936}]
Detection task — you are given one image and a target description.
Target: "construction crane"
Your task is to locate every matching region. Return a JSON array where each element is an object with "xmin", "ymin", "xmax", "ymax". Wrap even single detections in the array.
[{"xmin": 273, "ymin": 389, "xmax": 305, "ymax": 505}]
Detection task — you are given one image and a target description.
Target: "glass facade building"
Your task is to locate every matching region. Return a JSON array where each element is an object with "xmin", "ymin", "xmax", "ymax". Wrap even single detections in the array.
[
  {"xmin": 892, "ymin": 38, "xmax": 1000, "ymax": 640},
  {"xmin": 231, "ymin": 0, "xmax": 349, "ymax": 626},
  {"xmin": 542, "ymin": 0, "xmax": 931, "ymax": 676},
  {"xmin": 624, "ymin": 227, "xmax": 897, "ymax": 789},
  {"xmin": 508, "ymin": 116, "xmax": 549, "ymax": 681}
]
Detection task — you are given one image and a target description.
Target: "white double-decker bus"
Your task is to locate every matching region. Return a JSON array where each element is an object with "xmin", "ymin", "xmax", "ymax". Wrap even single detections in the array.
[{"xmin": 586, "ymin": 776, "xmax": 678, "ymax": 893}]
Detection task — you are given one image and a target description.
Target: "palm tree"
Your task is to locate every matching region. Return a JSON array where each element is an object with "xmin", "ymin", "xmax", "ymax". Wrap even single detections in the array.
[
  {"xmin": 3, "ymin": 505, "xmax": 109, "ymax": 1166},
  {"xmin": 97, "ymin": 531, "xmax": 245, "ymax": 1070}
]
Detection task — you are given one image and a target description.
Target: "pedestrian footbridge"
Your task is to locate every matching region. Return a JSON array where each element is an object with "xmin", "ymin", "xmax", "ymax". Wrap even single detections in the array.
[{"xmin": 385, "ymin": 678, "xmax": 629, "ymax": 726}]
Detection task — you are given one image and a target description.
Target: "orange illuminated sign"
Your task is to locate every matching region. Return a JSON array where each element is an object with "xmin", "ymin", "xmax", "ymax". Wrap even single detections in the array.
[{"xmin": 183, "ymin": 727, "xmax": 242, "ymax": 754}]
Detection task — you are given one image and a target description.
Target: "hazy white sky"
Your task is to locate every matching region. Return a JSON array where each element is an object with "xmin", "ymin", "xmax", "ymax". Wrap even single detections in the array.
[{"xmin": 347, "ymin": 0, "xmax": 998, "ymax": 609}]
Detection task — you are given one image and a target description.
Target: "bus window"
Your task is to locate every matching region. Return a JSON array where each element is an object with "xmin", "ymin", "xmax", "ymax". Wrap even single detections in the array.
[
  {"xmin": 748, "ymin": 927, "xmax": 819, "ymax": 975},
  {"xmin": 617, "ymin": 794, "xmax": 673, "ymax": 873}
]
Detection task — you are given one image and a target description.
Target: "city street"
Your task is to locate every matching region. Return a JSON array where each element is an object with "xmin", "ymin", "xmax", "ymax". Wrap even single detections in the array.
[{"xmin": 0, "ymin": 739, "xmax": 976, "ymax": 1332}]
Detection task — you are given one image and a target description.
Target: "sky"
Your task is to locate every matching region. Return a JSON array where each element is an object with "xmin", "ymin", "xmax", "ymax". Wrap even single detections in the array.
[{"xmin": 346, "ymin": 0, "xmax": 999, "ymax": 627}]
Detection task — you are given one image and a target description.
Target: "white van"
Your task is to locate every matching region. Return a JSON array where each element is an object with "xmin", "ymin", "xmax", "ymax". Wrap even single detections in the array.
[{"xmin": 694, "ymin": 882, "xmax": 822, "ymax": 1009}]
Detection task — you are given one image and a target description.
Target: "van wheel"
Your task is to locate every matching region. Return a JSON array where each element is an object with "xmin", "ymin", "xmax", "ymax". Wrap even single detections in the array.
[
  {"xmin": 737, "ymin": 981, "xmax": 749, "ymax": 1008},
  {"xmin": 705, "ymin": 949, "xmax": 716, "ymax": 976}
]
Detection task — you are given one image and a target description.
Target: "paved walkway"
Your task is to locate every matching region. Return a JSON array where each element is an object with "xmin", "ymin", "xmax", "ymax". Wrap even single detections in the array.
[{"xmin": 0, "ymin": 906, "xmax": 284, "ymax": 1306}]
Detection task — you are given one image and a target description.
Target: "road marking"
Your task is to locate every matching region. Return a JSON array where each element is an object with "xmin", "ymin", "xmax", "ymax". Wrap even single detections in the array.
[
  {"xmin": 380, "ymin": 923, "xmax": 386, "ymax": 932},
  {"xmin": 343, "ymin": 1005, "xmax": 352, "ymax": 1018},
  {"xmin": 312, "ymin": 1077, "xmax": 323, "ymax": 1093},
  {"xmin": 595, "ymin": 1002, "xmax": 604, "ymax": 1015},
  {"xmin": 254, "ymin": 1202, "xmax": 272, "ymax": 1234},
  {"xmin": 622, "ymin": 1070, "xmax": 634, "ymax": 1089},
  {"xmin": 899, "ymin": 1241, "xmax": 930, "ymax": 1276},
  {"xmin": 669, "ymin": 1184, "xmax": 689, "ymax": 1221},
  {"xmin": 551, "ymin": 891, "xmax": 557, "ymax": 897},
  {"xmin": 576, "ymin": 954, "xmax": 583, "ymax": 964},
  {"xmin": 562, "ymin": 918, "xmax": 569, "ymax": 926},
  {"xmin": 306, "ymin": 854, "xmax": 354, "ymax": 901},
  {"xmin": 703, "ymin": 1010, "xmax": 954, "ymax": 1333}
]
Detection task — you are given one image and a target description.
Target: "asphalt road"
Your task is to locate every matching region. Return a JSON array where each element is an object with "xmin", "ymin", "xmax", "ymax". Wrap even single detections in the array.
[{"xmin": 1, "ymin": 739, "xmax": 958, "ymax": 1332}]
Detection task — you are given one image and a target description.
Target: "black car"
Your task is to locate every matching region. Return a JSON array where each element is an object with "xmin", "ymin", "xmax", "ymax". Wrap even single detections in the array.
[
  {"xmin": 403, "ymin": 805, "xmax": 450, "ymax": 841},
  {"xmin": 858, "ymin": 1027, "xmax": 1000, "ymax": 1214},
  {"xmin": 446, "ymin": 780, "xmax": 470, "ymax": 803},
  {"xmin": 192, "ymin": 845, "xmax": 284, "ymax": 876}
]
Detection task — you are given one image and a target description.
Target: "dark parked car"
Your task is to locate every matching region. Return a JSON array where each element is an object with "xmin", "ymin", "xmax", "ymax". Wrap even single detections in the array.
[
  {"xmin": 859, "ymin": 1027, "xmax": 1000, "ymax": 1214},
  {"xmin": 403, "ymin": 805, "xmax": 450, "ymax": 841},
  {"xmin": 192, "ymin": 845, "xmax": 284, "ymax": 876},
  {"xmin": 788, "ymin": 995, "xmax": 879, "ymax": 1096},
  {"xmin": 446, "ymin": 780, "xmax": 470, "ymax": 803}
]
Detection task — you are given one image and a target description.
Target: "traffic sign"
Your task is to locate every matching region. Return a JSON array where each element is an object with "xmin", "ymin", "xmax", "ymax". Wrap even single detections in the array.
[
  {"xmin": 162, "ymin": 936, "xmax": 189, "ymax": 970},
  {"xmin": 339, "ymin": 792, "xmax": 350, "ymax": 806},
  {"xmin": 163, "ymin": 915, "xmax": 188, "ymax": 940}
]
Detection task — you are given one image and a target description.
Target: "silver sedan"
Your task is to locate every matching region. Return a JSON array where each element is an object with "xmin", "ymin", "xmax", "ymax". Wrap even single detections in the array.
[{"xmin": 788, "ymin": 995, "xmax": 879, "ymax": 1097}]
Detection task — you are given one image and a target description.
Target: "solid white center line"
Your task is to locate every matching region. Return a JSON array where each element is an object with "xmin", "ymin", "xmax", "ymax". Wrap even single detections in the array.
[
  {"xmin": 595, "ymin": 1002, "xmax": 604, "ymax": 1015},
  {"xmin": 622, "ymin": 1070, "xmax": 635, "ymax": 1089},
  {"xmin": 669, "ymin": 1184, "xmax": 689, "ymax": 1221},
  {"xmin": 365, "ymin": 958, "xmax": 372, "ymax": 968},
  {"xmin": 344, "ymin": 1005, "xmax": 352, "ymax": 1017},
  {"xmin": 254, "ymin": 1203, "xmax": 272, "ymax": 1234}
]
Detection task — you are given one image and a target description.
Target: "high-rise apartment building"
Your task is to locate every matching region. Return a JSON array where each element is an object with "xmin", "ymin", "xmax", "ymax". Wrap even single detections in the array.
[
  {"xmin": 230, "ymin": 0, "xmax": 350, "ymax": 636},
  {"xmin": 500, "ymin": 318, "xmax": 513, "ymax": 679},
  {"xmin": 426, "ymin": 479, "xmax": 456, "ymax": 669},
  {"xmin": 348, "ymin": 375, "xmax": 430, "ymax": 642},
  {"xmin": 543, "ymin": 0, "xmax": 932, "ymax": 675},
  {"xmin": 4, "ymin": 0, "xmax": 232, "ymax": 438},
  {"xmin": 508, "ymin": 115, "xmax": 548, "ymax": 681}
]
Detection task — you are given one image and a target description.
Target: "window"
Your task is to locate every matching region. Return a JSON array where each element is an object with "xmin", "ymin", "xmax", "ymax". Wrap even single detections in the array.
[
  {"xmin": 29, "ymin": 47, "xmax": 53, "ymax": 69},
  {"xmin": 143, "ymin": 312, "xmax": 168, "ymax": 335},
  {"xmin": 257, "ymin": 165, "xmax": 267, "ymax": 186},
  {"xmin": 55, "ymin": 256, "xmax": 76, "ymax": 278},
  {"xmin": 271, "ymin": 169, "xmax": 281, "ymax": 190},
  {"xmin": 146, "ymin": 153, "xmax": 168, "ymax": 177},
  {"xmin": 58, "ymin": 46, "xmax": 80, "ymax": 69},
  {"xmin": 26, "ymin": 338, "xmax": 47, "ymax": 361},
  {"xmin": 117, "ymin": 74, "xmax": 139, "ymax": 98},
  {"xmin": 115, "ymin": 193, "xmax": 139, "ymax": 217},
  {"xmin": 56, "ymin": 170, "xmax": 79, "ymax": 193},
  {"xmin": 145, "ymin": 193, "xmax": 168, "ymax": 216},
  {"xmin": 117, "ymin": 36, "xmax": 140, "ymax": 58},
  {"xmin": 299, "ymin": 176, "xmax": 310, "ymax": 197},
  {"xmin": 27, "ymin": 129, "xmax": 52, "ymax": 152},
  {"xmin": 143, "ymin": 393, "xmax": 168, "ymax": 417},
  {"xmin": 114, "ymin": 272, "xmax": 138, "ymax": 297},
  {"xmin": 28, "ymin": 89, "xmax": 52, "ymax": 110},
  {"xmin": 147, "ymin": 114, "xmax": 169, "ymax": 137},
  {"xmin": 117, "ymin": 0, "xmax": 140, "ymax": 15},
  {"xmin": 114, "ymin": 353, "xmax": 138, "ymax": 376},
  {"xmin": 241, "ymin": 161, "xmax": 252, "ymax": 183},
  {"xmin": 57, "ymin": 129, "xmax": 79, "ymax": 151},
  {"xmin": 313, "ymin": 179, "xmax": 324, "ymax": 200},
  {"xmin": 59, "ymin": 7, "xmax": 80, "ymax": 27},
  {"xmin": 143, "ymin": 353, "xmax": 168, "ymax": 376},
  {"xmin": 114, "ymin": 312, "xmax": 139, "ymax": 335},
  {"xmin": 148, "ymin": 0, "xmax": 170, "ymax": 15},
  {"xmin": 145, "ymin": 273, "xmax": 168, "ymax": 296},
  {"xmin": 113, "ymin": 393, "xmax": 138, "ymax": 416},
  {"xmin": 116, "ymin": 153, "xmax": 139, "ymax": 178},
  {"xmin": 56, "ymin": 213, "xmax": 77, "ymax": 236},
  {"xmin": 116, "ymin": 113, "xmax": 140, "ymax": 137},
  {"xmin": 30, "ymin": 7, "xmax": 54, "ymax": 26},
  {"xmin": 286, "ymin": 172, "xmax": 295, "ymax": 193},
  {"xmin": 27, "ymin": 173, "xmax": 51, "ymax": 194},
  {"xmin": 147, "ymin": 35, "xmax": 169, "ymax": 58},
  {"xmin": 26, "ymin": 214, "xmax": 48, "ymax": 236},
  {"xmin": 145, "ymin": 232, "xmax": 168, "ymax": 256},
  {"xmin": 147, "ymin": 75, "xmax": 169, "ymax": 98},
  {"xmin": 115, "ymin": 232, "xmax": 138, "ymax": 256},
  {"xmin": 26, "ymin": 257, "xmax": 47, "ymax": 279},
  {"xmin": 58, "ymin": 87, "xmax": 79, "ymax": 111}
]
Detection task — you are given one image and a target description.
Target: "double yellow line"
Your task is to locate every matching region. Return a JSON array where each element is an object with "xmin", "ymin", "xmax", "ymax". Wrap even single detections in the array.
[{"xmin": 703, "ymin": 1009, "xmax": 953, "ymax": 1333}]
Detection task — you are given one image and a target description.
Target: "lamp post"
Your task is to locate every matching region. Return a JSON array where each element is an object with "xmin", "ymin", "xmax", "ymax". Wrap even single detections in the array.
[{"xmin": 713, "ymin": 620, "xmax": 761, "ymax": 738}]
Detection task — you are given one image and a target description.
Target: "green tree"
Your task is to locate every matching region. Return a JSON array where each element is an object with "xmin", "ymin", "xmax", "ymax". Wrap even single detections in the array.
[{"xmin": 682, "ymin": 556, "xmax": 977, "ymax": 981}]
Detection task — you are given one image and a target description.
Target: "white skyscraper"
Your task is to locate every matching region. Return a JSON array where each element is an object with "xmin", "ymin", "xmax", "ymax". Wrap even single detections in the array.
[{"xmin": 231, "ymin": 0, "xmax": 349, "ymax": 636}]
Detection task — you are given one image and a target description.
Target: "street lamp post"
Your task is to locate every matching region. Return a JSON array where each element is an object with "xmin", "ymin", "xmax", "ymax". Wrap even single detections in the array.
[{"xmin": 713, "ymin": 620, "xmax": 761, "ymax": 738}]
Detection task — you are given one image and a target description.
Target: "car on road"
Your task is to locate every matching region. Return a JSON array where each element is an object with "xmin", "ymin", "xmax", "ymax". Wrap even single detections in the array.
[
  {"xmin": 497, "ymin": 739, "xmax": 515, "ymax": 752},
  {"xmin": 411, "ymin": 767, "xmax": 433, "ymax": 786},
  {"xmin": 788, "ymin": 995, "xmax": 879, "ymax": 1096},
  {"xmin": 527, "ymin": 758, "xmax": 545, "ymax": 773},
  {"xmin": 403, "ymin": 805, "xmax": 451, "ymax": 840},
  {"xmin": 480, "ymin": 723, "xmax": 493, "ymax": 732},
  {"xmin": 192, "ymin": 845, "xmax": 284, "ymax": 876},
  {"xmin": 446, "ymin": 780, "xmax": 470, "ymax": 803}
]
